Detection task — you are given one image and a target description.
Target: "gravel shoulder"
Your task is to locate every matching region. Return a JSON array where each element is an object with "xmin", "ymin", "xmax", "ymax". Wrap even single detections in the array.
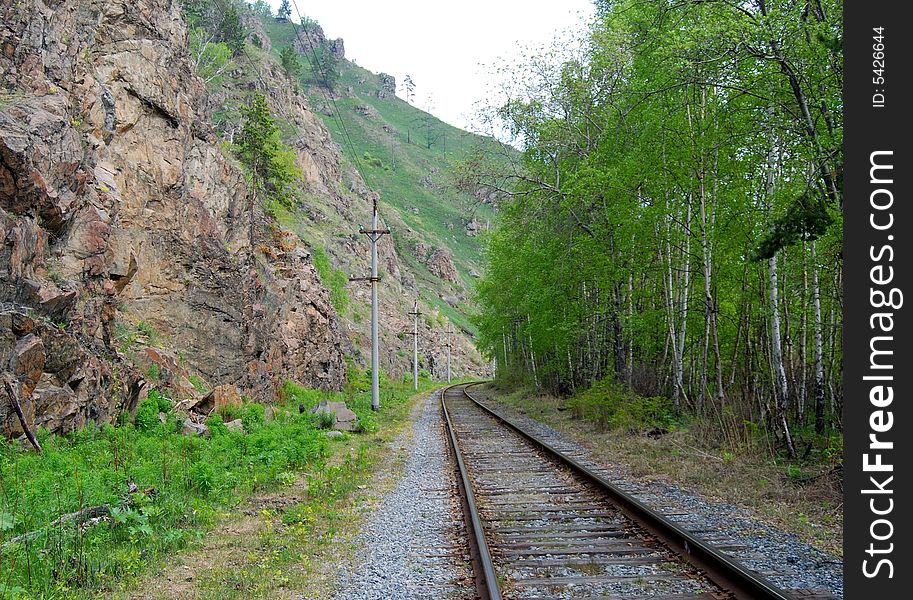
[
  {"xmin": 330, "ymin": 388, "xmax": 475, "ymax": 600},
  {"xmin": 472, "ymin": 385, "xmax": 844, "ymax": 599}
]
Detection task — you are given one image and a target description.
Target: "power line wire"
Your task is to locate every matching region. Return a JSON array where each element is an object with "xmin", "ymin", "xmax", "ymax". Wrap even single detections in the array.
[{"xmin": 286, "ymin": 0, "xmax": 374, "ymax": 193}]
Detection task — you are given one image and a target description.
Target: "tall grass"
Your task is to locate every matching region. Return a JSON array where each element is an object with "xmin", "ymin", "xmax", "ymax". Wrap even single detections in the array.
[{"xmin": 0, "ymin": 369, "xmax": 441, "ymax": 598}]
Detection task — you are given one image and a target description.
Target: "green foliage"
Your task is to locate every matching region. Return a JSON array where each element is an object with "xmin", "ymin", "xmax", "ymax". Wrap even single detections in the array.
[
  {"xmin": 277, "ymin": 0, "xmax": 291, "ymax": 20},
  {"xmin": 471, "ymin": 0, "xmax": 843, "ymax": 444},
  {"xmin": 311, "ymin": 246, "xmax": 349, "ymax": 314},
  {"xmin": 216, "ymin": 402, "xmax": 242, "ymax": 422},
  {"xmin": 134, "ymin": 397, "xmax": 161, "ymax": 432},
  {"xmin": 250, "ymin": 0, "xmax": 272, "ymax": 18},
  {"xmin": 235, "ymin": 93, "xmax": 302, "ymax": 208},
  {"xmin": 136, "ymin": 320, "xmax": 159, "ymax": 344},
  {"xmin": 299, "ymin": 16, "xmax": 319, "ymax": 30},
  {"xmin": 361, "ymin": 151, "xmax": 383, "ymax": 168},
  {"xmin": 183, "ymin": 0, "xmax": 246, "ymax": 56},
  {"xmin": 218, "ymin": 4, "xmax": 246, "ymax": 56},
  {"xmin": 241, "ymin": 403, "xmax": 266, "ymax": 432},
  {"xmin": 279, "ymin": 45, "xmax": 301, "ymax": 81},
  {"xmin": 146, "ymin": 363, "xmax": 160, "ymax": 381},
  {"xmin": 568, "ymin": 378, "xmax": 678, "ymax": 432},
  {"xmin": 316, "ymin": 409, "xmax": 336, "ymax": 430},
  {"xmin": 280, "ymin": 379, "xmax": 324, "ymax": 408},
  {"xmin": 310, "ymin": 44, "xmax": 339, "ymax": 91},
  {"xmin": 189, "ymin": 28, "xmax": 233, "ymax": 85},
  {"xmin": 206, "ymin": 412, "xmax": 229, "ymax": 436},
  {"xmin": 189, "ymin": 374, "xmax": 208, "ymax": 393},
  {"xmin": 752, "ymin": 194, "xmax": 834, "ymax": 260},
  {"xmin": 149, "ymin": 389, "xmax": 172, "ymax": 414}
]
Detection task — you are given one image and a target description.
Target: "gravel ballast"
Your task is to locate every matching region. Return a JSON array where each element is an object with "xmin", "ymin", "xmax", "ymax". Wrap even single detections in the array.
[{"xmin": 331, "ymin": 389, "xmax": 474, "ymax": 600}]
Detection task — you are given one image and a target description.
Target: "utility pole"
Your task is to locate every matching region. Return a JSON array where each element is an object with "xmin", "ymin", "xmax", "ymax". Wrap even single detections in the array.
[
  {"xmin": 445, "ymin": 321, "xmax": 453, "ymax": 383},
  {"xmin": 406, "ymin": 299, "xmax": 421, "ymax": 390},
  {"xmin": 351, "ymin": 199, "xmax": 389, "ymax": 410}
]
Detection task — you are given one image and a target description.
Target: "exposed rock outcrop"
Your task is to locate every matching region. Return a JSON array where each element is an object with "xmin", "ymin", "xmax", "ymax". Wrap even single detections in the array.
[
  {"xmin": 377, "ymin": 73, "xmax": 396, "ymax": 99},
  {"xmin": 0, "ymin": 0, "xmax": 348, "ymax": 436},
  {"xmin": 293, "ymin": 23, "xmax": 344, "ymax": 60},
  {"xmin": 426, "ymin": 248, "xmax": 459, "ymax": 283}
]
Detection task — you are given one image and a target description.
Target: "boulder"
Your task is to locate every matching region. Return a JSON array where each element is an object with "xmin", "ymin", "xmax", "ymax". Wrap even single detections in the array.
[
  {"xmin": 426, "ymin": 248, "xmax": 459, "ymax": 283},
  {"xmin": 310, "ymin": 400, "xmax": 358, "ymax": 432},
  {"xmin": 32, "ymin": 377, "xmax": 82, "ymax": 434},
  {"xmin": 9, "ymin": 334, "xmax": 45, "ymax": 398},
  {"xmin": 377, "ymin": 73, "xmax": 396, "ymax": 99},
  {"xmin": 224, "ymin": 418, "xmax": 244, "ymax": 433},
  {"xmin": 354, "ymin": 104, "xmax": 379, "ymax": 119},
  {"xmin": 181, "ymin": 420, "xmax": 208, "ymax": 437},
  {"xmin": 325, "ymin": 430, "xmax": 344, "ymax": 439},
  {"xmin": 191, "ymin": 384, "xmax": 242, "ymax": 415}
]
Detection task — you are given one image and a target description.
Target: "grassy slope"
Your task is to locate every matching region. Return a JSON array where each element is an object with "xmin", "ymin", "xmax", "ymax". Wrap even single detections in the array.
[{"xmin": 261, "ymin": 17, "xmax": 502, "ymax": 335}]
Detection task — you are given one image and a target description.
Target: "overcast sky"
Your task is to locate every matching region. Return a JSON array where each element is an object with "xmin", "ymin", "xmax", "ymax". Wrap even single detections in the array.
[{"xmin": 267, "ymin": 1, "xmax": 595, "ymax": 132}]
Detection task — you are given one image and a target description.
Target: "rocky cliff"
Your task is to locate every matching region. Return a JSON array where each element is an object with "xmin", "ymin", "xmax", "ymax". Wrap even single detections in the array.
[{"xmin": 0, "ymin": 0, "xmax": 350, "ymax": 436}]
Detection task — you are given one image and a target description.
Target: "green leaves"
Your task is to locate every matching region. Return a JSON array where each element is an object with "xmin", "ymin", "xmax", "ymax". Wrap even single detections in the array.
[
  {"xmin": 473, "ymin": 0, "xmax": 843, "ymax": 424},
  {"xmin": 279, "ymin": 45, "xmax": 301, "ymax": 81},
  {"xmin": 0, "ymin": 509, "xmax": 16, "ymax": 532},
  {"xmin": 752, "ymin": 194, "xmax": 833, "ymax": 261},
  {"xmin": 235, "ymin": 93, "xmax": 302, "ymax": 208}
]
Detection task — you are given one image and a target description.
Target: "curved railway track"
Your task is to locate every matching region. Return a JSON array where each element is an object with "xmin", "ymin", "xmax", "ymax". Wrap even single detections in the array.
[{"xmin": 442, "ymin": 382, "xmax": 801, "ymax": 600}]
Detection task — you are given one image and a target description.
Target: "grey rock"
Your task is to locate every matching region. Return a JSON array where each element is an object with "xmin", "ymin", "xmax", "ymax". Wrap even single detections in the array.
[
  {"xmin": 311, "ymin": 400, "xmax": 359, "ymax": 432},
  {"xmin": 181, "ymin": 420, "xmax": 208, "ymax": 437}
]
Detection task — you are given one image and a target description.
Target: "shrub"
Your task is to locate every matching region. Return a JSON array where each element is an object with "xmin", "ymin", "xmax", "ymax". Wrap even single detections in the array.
[
  {"xmin": 149, "ymin": 389, "xmax": 172, "ymax": 414},
  {"xmin": 206, "ymin": 413, "xmax": 229, "ymax": 437},
  {"xmin": 241, "ymin": 403, "xmax": 266, "ymax": 432},
  {"xmin": 134, "ymin": 398, "xmax": 160, "ymax": 432},
  {"xmin": 316, "ymin": 409, "xmax": 336, "ymax": 430},
  {"xmin": 567, "ymin": 378, "xmax": 677, "ymax": 432},
  {"xmin": 217, "ymin": 403, "xmax": 242, "ymax": 422}
]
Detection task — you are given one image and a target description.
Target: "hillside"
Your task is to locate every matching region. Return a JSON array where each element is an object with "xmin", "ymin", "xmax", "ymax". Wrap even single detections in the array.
[
  {"xmin": 0, "ymin": 0, "xmax": 493, "ymax": 438},
  {"xmin": 260, "ymin": 14, "xmax": 499, "ymax": 336}
]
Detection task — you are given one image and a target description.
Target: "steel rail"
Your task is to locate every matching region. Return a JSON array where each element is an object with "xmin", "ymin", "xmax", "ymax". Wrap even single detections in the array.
[
  {"xmin": 440, "ymin": 384, "xmax": 503, "ymax": 600},
  {"xmin": 460, "ymin": 381, "xmax": 795, "ymax": 600}
]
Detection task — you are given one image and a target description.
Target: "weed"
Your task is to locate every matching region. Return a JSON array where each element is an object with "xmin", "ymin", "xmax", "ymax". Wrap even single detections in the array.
[
  {"xmin": 136, "ymin": 321, "xmax": 159, "ymax": 344},
  {"xmin": 316, "ymin": 409, "xmax": 336, "ymax": 430},
  {"xmin": 217, "ymin": 403, "xmax": 242, "ymax": 422},
  {"xmin": 311, "ymin": 246, "xmax": 349, "ymax": 314},
  {"xmin": 0, "ymin": 361, "xmax": 439, "ymax": 597},
  {"xmin": 206, "ymin": 413, "xmax": 229, "ymax": 437},
  {"xmin": 134, "ymin": 397, "xmax": 160, "ymax": 431},
  {"xmin": 241, "ymin": 403, "xmax": 265, "ymax": 432},
  {"xmin": 188, "ymin": 374, "xmax": 208, "ymax": 393}
]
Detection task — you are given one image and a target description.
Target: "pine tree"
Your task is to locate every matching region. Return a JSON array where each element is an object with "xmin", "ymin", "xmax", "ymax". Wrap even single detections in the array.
[
  {"xmin": 280, "ymin": 45, "xmax": 301, "ymax": 81},
  {"xmin": 278, "ymin": 0, "xmax": 292, "ymax": 21}
]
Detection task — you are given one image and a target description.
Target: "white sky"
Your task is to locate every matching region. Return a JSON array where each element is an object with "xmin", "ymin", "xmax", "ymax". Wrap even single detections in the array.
[{"xmin": 268, "ymin": 1, "xmax": 595, "ymax": 131}]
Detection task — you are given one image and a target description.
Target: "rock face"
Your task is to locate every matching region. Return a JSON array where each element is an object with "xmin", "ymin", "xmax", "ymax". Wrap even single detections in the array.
[
  {"xmin": 426, "ymin": 248, "xmax": 460, "ymax": 283},
  {"xmin": 240, "ymin": 10, "xmax": 272, "ymax": 52},
  {"xmin": 190, "ymin": 384, "xmax": 242, "ymax": 416},
  {"xmin": 293, "ymin": 23, "xmax": 344, "ymax": 60},
  {"xmin": 0, "ymin": 0, "xmax": 349, "ymax": 437},
  {"xmin": 377, "ymin": 73, "xmax": 396, "ymax": 99}
]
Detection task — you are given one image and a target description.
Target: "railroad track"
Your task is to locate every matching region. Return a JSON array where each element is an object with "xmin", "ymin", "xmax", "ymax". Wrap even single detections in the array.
[{"xmin": 441, "ymin": 382, "xmax": 806, "ymax": 600}]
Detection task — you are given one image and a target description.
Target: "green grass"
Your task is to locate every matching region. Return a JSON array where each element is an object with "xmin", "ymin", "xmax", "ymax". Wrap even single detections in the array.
[
  {"xmin": 0, "ymin": 368, "xmax": 441, "ymax": 599},
  {"xmin": 311, "ymin": 246, "xmax": 349, "ymax": 315}
]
